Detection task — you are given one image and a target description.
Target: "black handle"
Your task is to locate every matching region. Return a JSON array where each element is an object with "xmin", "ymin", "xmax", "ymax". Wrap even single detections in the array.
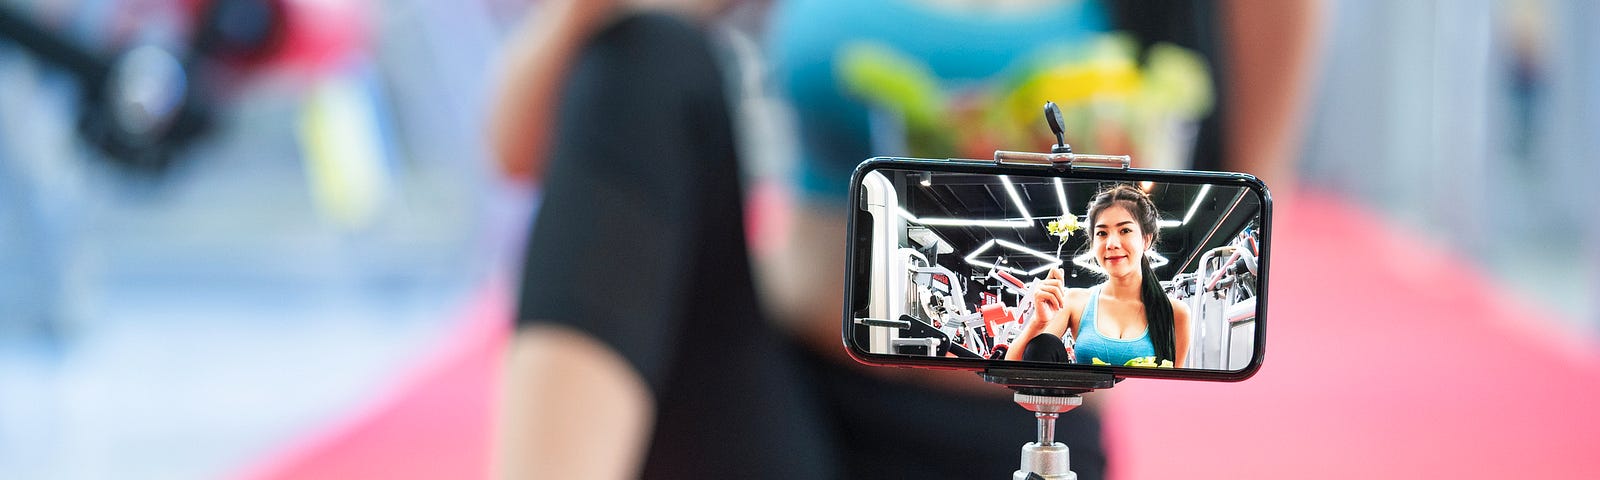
[{"xmin": 1044, "ymin": 101, "xmax": 1071, "ymax": 154}]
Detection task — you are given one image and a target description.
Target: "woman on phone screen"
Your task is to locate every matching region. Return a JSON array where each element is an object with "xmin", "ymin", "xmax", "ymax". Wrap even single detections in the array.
[{"xmin": 1007, "ymin": 184, "xmax": 1191, "ymax": 367}]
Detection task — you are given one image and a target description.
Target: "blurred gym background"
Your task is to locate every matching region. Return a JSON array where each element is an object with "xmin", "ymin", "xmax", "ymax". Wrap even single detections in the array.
[
  {"xmin": 0, "ymin": 0, "xmax": 1594, "ymax": 478},
  {"xmin": 0, "ymin": 0, "xmax": 522, "ymax": 477}
]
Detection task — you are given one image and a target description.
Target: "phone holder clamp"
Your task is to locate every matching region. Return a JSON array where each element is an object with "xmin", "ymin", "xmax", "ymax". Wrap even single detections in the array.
[
  {"xmin": 992, "ymin": 150, "xmax": 1129, "ymax": 171},
  {"xmin": 981, "ymin": 369, "xmax": 1119, "ymax": 480},
  {"xmin": 993, "ymin": 101, "xmax": 1131, "ymax": 171},
  {"xmin": 980, "ymin": 368, "xmax": 1119, "ymax": 397}
]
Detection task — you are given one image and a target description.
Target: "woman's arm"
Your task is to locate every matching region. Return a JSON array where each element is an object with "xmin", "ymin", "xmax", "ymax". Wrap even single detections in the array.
[
  {"xmin": 1220, "ymin": 0, "xmax": 1323, "ymax": 190},
  {"xmin": 497, "ymin": 325, "xmax": 654, "ymax": 479},
  {"xmin": 1170, "ymin": 298, "xmax": 1191, "ymax": 367},
  {"xmin": 1004, "ymin": 311, "xmax": 1049, "ymax": 361},
  {"xmin": 489, "ymin": 0, "xmax": 729, "ymax": 182},
  {"xmin": 490, "ymin": 0, "xmax": 622, "ymax": 182},
  {"xmin": 1004, "ymin": 289, "xmax": 1087, "ymax": 361}
]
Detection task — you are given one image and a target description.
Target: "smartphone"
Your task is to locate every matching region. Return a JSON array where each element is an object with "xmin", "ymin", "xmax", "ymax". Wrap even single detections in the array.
[{"xmin": 843, "ymin": 156, "xmax": 1270, "ymax": 381}]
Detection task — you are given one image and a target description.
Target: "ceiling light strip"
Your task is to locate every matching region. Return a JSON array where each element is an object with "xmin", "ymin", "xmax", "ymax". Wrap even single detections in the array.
[
  {"xmin": 1182, "ymin": 184, "xmax": 1212, "ymax": 225},
  {"xmin": 1054, "ymin": 177, "xmax": 1069, "ymax": 217},
  {"xmin": 999, "ymin": 176, "xmax": 1034, "ymax": 223}
]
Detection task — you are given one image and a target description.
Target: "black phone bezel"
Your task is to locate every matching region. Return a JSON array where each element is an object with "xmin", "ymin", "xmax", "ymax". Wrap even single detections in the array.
[{"xmin": 841, "ymin": 156, "xmax": 1272, "ymax": 382}]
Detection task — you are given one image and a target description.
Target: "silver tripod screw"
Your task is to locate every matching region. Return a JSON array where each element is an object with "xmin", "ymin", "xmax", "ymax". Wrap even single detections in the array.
[{"xmin": 1012, "ymin": 393, "xmax": 1082, "ymax": 480}]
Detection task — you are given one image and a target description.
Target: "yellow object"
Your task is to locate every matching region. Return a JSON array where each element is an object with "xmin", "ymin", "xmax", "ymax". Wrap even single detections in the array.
[
  {"xmin": 837, "ymin": 42, "xmax": 949, "ymax": 138},
  {"xmin": 297, "ymin": 76, "xmax": 391, "ymax": 229},
  {"xmin": 1121, "ymin": 356, "xmax": 1176, "ymax": 368},
  {"xmin": 1046, "ymin": 214, "xmax": 1080, "ymax": 241},
  {"xmin": 834, "ymin": 33, "xmax": 1214, "ymax": 164}
]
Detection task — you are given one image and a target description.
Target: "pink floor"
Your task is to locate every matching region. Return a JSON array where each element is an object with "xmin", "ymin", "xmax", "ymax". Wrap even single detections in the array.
[{"xmin": 235, "ymin": 190, "xmax": 1600, "ymax": 479}]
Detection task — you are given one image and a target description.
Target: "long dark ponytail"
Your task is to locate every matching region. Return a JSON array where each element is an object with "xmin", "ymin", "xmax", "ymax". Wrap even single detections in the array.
[
  {"xmin": 1087, "ymin": 185, "xmax": 1176, "ymax": 364},
  {"xmin": 1140, "ymin": 254, "xmax": 1175, "ymax": 364}
]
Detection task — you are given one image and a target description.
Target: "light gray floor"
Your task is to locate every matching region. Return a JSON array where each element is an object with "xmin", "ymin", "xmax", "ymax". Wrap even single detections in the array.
[
  {"xmin": 0, "ymin": 286, "xmax": 465, "ymax": 479},
  {"xmin": 0, "ymin": 154, "xmax": 511, "ymax": 479}
]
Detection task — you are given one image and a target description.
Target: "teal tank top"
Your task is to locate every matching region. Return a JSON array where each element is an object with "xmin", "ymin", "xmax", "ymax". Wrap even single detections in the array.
[{"xmin": 1072, "ymin": 286, "xmax": 1155, "ymax": 365}]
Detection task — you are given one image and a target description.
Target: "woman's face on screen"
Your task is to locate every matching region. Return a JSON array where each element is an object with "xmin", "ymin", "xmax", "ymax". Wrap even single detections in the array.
[{"xmin": 1092, "ymin": 204, "xmax": 1149, "ymax": 278}]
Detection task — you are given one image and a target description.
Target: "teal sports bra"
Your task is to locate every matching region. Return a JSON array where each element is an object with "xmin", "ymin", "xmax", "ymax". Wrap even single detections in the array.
[{"xmin": 1072, "ymin": 286, "xmax": 1156, "ymax": 365}]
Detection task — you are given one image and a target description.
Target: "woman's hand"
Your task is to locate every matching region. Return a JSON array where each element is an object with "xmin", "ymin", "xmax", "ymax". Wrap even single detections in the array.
[
  {"xmin": 1028, "ymin": 268, "xmax": 1067, "ymax": 330},
  {"xmin": 1006, "ymin": 268, "xmax": 1069, "ymax": 362}
]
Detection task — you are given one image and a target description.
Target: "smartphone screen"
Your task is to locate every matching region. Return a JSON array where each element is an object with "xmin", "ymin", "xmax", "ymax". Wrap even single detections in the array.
[{"xmin": 845, "ymin": 159, "xmax": 1269, "ymax": 380}]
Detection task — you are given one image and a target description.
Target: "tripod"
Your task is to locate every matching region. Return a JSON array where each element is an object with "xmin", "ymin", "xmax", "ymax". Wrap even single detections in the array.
[{"xmin": 980, "ymin": 369, "xmax": 1119, "ymax": 480}]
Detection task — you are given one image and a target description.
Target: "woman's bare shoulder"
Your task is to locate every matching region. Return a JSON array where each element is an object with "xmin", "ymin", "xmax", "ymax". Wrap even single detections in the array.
[
  {"xmin": 1063, "ymin": 287, "xmax": 1093, "ymax": 305},
  {"xmin": 1168, "ymin": 296, "xmax": 1191, "ymax": 315}
]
